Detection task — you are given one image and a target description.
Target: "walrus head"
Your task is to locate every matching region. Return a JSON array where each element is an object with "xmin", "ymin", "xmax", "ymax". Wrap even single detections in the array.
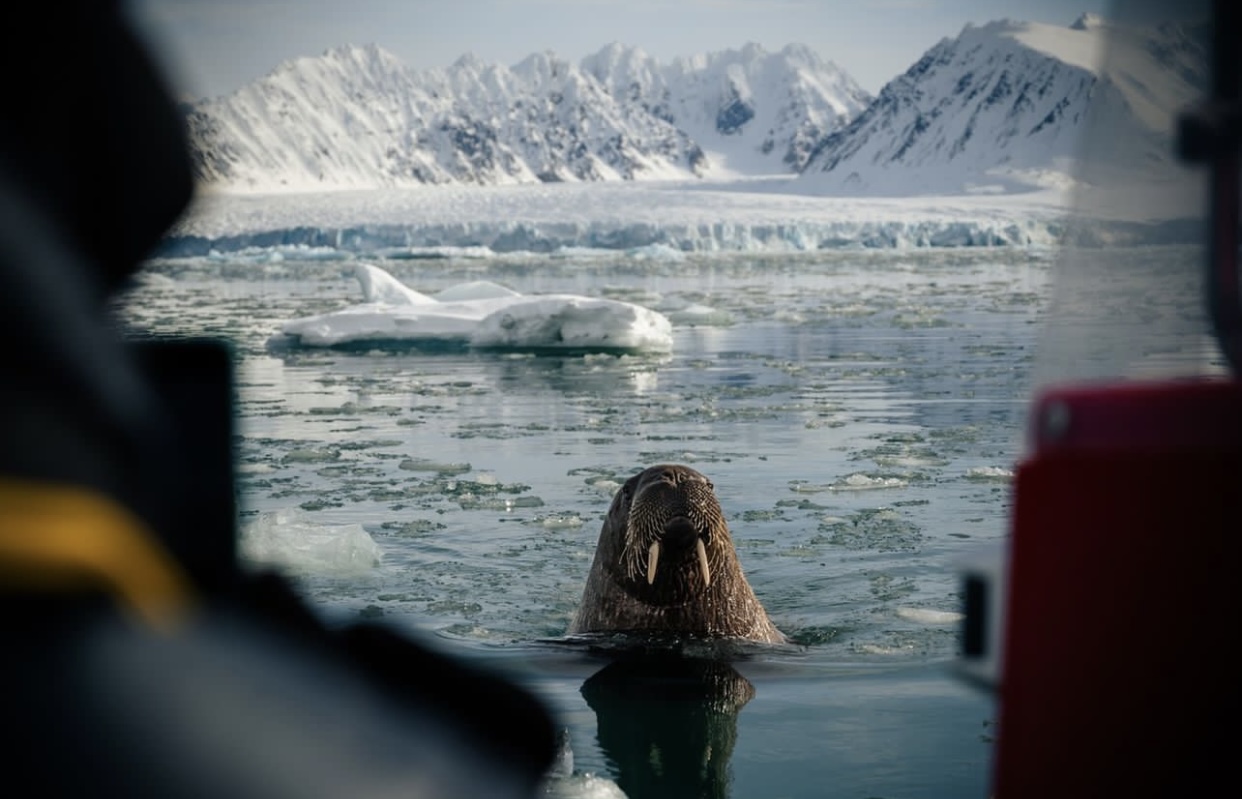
[
  {"xmin": 613, "ymin": 465, "xmax": 722, "ymax": 602},
  {"xmin": 569, "ymin": 464, "xmax": 785, "ymax": 643}
]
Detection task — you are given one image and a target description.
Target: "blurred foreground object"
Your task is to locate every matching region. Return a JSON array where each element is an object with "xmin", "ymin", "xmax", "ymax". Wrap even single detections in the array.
[
  {"xmin": 992, "ymin": 380, "xmax": 1239, "ymax": 796},
  {"xmin": 0, "ymin": 3, "xmax": 555, "ymax": 796},
  {"xmin": 959, "ymin": 0, "xmax": 1240, "ymax": 795}
]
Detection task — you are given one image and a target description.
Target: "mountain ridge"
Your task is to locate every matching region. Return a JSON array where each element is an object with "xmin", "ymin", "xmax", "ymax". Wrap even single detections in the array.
[
  {"xmin": 184, "ymin": 15, "xmax": 1205, "ymax": 197},
  {"xmin": 184, "ymin": 41, "xmax": 871, "ymax": 192},
  {"xmin": 796, "ymin": 16, "xmax": 1207, "ymax": 195}
]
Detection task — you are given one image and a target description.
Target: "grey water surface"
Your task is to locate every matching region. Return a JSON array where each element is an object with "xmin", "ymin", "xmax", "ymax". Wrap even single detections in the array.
[{"xmin": 119, "ymin": 248, "xmax": 1061, "ymax": 798}]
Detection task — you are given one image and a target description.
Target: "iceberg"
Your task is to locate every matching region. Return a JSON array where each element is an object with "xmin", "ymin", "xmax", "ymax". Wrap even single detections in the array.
[{"xmin": 275, "ymin": 263, "xmax": 673, "ymax": 353}]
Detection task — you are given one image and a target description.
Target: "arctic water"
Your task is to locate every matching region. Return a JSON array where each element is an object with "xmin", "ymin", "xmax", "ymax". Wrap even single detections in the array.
[{"xmin": 120, "ymin": 248, "xmax": 1057, "ymax": 798}]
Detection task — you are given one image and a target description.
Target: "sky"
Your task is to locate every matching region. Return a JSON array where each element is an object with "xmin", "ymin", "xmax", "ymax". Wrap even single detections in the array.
[{"xmin": 129, "ymin": 0, "xmax": 1115, "ymax": 100}]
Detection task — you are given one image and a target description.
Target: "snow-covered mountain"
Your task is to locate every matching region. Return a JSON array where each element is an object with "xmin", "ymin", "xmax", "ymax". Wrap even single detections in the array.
[
  {"xmin": 798, "ymin": 14, "xmax": 1208, "ymax": 196},
  {"xmin": 583, "ymin": 42, "xmax": 870, "ymax": 175},
  {"xmin": 185, "ymin": 42, "xmax": 869, "ymax": 192},
  {"xmin": 186, "ymin": 44, "xmax": 706, "ymax": 190}
]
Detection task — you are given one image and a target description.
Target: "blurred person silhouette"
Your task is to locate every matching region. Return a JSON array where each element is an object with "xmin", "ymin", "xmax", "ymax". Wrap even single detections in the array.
[{"xmin": 0, "ymin": 2, "xmax": 556, "ymax": 796}]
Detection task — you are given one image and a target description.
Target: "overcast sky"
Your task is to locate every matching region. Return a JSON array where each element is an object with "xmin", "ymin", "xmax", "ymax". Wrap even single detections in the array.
[{"xmin": 129, "ymin": 0, "xmax": 1114, "ymax": 100}]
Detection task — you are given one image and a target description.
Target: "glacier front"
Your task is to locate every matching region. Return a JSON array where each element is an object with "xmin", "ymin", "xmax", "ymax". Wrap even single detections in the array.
[{"xmin": 161, "ymin": 178, "xmax": 1198, "ymax": 260}]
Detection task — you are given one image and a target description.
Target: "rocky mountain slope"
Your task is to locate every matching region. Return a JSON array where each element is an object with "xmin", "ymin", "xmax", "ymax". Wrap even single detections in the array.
[
  {"xmin": 185, "ymin": 42, "xmax": 870, "ymax": 192},
  {"xmin": 798, "ymin": 13, "xmax": 1208, "ymax": 195}
]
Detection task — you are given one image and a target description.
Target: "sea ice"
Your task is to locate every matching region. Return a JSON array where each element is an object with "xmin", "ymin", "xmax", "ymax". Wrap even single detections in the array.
[
  {"xmin": 240, "ymin": 508, "xmax": 382, "ymax": 576},
  {"xmin": 895, "ymin": 607, "xmax": 966, "ymax": 625},
  {"xmin": 659, "ymin": 299, "xmax": 733, "ymax": 326},
  {"xmin": 276, "ymin": 263, "xmax": 673, "ymax": 352},
  {"xmin": 965, "ymin": 466, "xmax": 1014, "ymax": 481},
  {"xmin": 542, "ymin": 773, "xmax": 628, "ymax": 799},
  {"xmin": 831, "ymin": 473, "xmax": 909, "ymax": 491},
  {"xmin": 354, "ymin": 262, "xmax": 436, "ymax": 305}
]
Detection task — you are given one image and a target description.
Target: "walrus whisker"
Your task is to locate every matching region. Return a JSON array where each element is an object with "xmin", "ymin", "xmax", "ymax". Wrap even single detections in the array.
[
  {"xmin": 646, "ymin": 541, "xmax": 660, "ymax": 585},
  {"xmin": 695, "ymin": 538, "xmax": 711, "ymax": 587}
]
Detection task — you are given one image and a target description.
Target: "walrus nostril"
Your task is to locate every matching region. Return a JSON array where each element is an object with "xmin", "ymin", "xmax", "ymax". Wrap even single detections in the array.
[{"xmin": 662, "ymin": 516, "xmax": 698, "ymax": 547}]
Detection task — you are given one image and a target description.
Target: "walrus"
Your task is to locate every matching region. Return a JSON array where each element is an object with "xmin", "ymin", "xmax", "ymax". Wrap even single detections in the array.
[{"xmin": 568, "ymin": 464, "xmax": 786, "ymax": 644}]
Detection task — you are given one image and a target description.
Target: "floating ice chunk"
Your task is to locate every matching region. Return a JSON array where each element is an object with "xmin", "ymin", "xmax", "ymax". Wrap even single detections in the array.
[
  {"xmin": 279, "ymin": 303, "xmax": 481, "ymax": 346},
  {"xmin": 236, "ymin": 461, "xmax": 276, "ymax": 474},
  {"xmin": 588, "ymin": 478, "xmax": 623, "ymax": 497},
  {"xmin": 965, "ymin": 466, "xmax": 1014, "ymax": 481},
  {"xmin": 457, "ymin": 495, "xmax": 546, "ymax": 511},
  {"xmin": 355, "ymin": 263, "xmax": 437, "ymax": 305},
  {"xmin": 791, "ymin": 474, "xmax": 908, "ymax": 493},
  {"xmin": 542, "ymin": 774, "xmax": 628, "ymax": 799},
  {"xmin": 240, "ymin": 508, "xmax": 381, "ymax": 576},
  {"xmin": 896, "ymin": 607, "xmax": 965, "ymax": 625},
  {"xmin": 202, "ymin": 244, "xmax": 350, "ymax": 264},
  {"xmin": 541, "ymin": 730, "xmax": 628, "ymax": 799},
  {"xmin": 432, "ymin": 280, "xmax": 522, "ymax": 302},
  {"xmin": 210, "ymin": 244, "xmax": 349, "ymax": 262},
  {"xmin": 664, "ymin": 302, "xmax": 733, "ymax": 327},
  {"xmin": 856, "ymin": 643, "xmax": 917, "ymax": 656},
  {"xmin": 277, "ymin": 263, "xmax": 673, "ymax": 353},
  {"xmin": 830, "ymin": 473, "xmax": 909, "ymax": 491},
  {"xmin": 470, "ymin": 296, "xmax": 673, "ymax": 352},
  {"xmin": 535, "ymin": 514, "xmax": 585, "ymax": 530}
]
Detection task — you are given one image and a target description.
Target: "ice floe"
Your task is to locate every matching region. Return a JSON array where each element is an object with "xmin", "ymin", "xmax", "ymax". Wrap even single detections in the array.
[
  {"xmin": 895, "ymin": 607, "xmax": 966, "ymax": 625},
  {"xmin": 275, "ymin": 263, "xmax": 673, "ymax": 352},
  {"xmin": 965, "ymin": 466, "xmax": 1015, "ymax": 481},
  {"xmin": 240, "ymin": 508, "xmax": 382, "ymax": 576}
]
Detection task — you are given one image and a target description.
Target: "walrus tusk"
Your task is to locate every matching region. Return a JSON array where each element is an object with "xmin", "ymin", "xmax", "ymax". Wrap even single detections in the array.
[
  {"xmin": 647, "ymin": 541, "xmax": 660, "ymax": 585},
  {"xmin": 696, "ymin": 538, "xmax": 711, "ymax": 587}
]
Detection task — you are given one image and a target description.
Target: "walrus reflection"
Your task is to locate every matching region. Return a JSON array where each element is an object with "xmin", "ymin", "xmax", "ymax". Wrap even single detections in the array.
[{"xmin": 581, "ymin": 658, "xmax": 754, "ymax": 799}]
